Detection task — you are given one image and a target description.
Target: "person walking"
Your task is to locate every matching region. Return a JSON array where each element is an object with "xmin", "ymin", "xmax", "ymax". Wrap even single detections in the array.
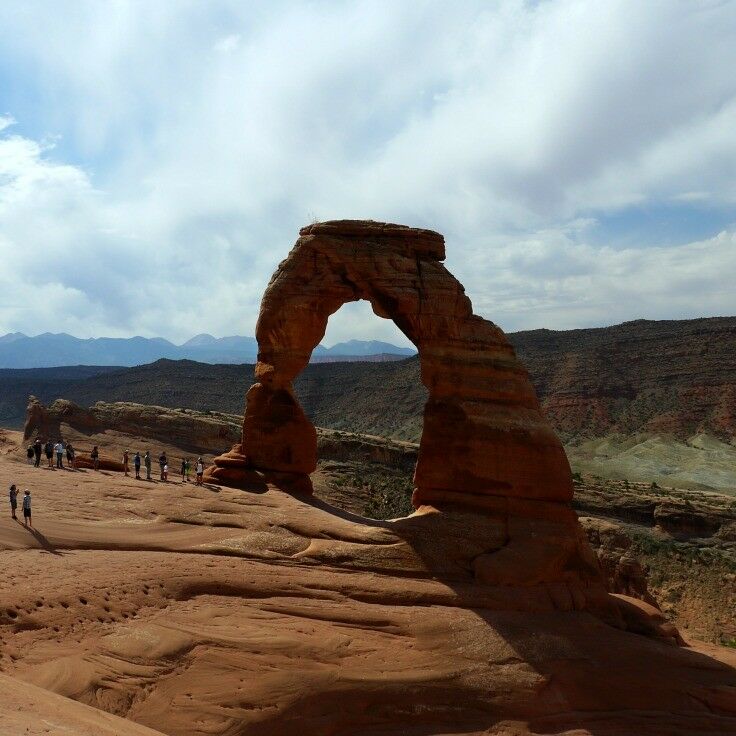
[
  {"xmin": 55, "ymin": 439, "xmax": 64, "ymax": 469},
  {"xmin": 22, "ymin": 490, "xmax": 32, "ymax": 528},
  {"xmin": 9, "ymin": 485, "xmax": 18, "ymax": 520},
  {"xmin": 66, "ymin": 442, "xmax": 75, "ymax": 470},
  {"xmin": 195, "ymin": 457, "xmax": 204, "ymax": 486},
  {"xmin": 33, "ymin": 439, "xmax": 42, "ymax": 467},
  {"xmin": 134, "ymin": 451, "xmax": 141, "ymax": 480},
  {"xmin": 162, "ymin": 461, "xmax": 169, "ymax": 482},
  {"xmin": 144, "ymin": 450, "xmax": 152, "ymax": 481},
  {"xmin": 91, "ymin": 445, "xmax": 99, "ymax": 471},
  {"xmin": 159, "ymin": 452, "xmax": 167, "ymax": 482},
  {"xmin": 185, "ymin": 458, "xmax": 191, "ymax": 483},
  {"xmin": 44, "ymin": 440, "xmax": 54, "ymax": 469},
  {"xmin": 180, "ymin": 458, "xmax": 187, "ymax": 483},
  {"xmin": 123, "ymin": 450, "xmax": 130, "ymax": 477}
]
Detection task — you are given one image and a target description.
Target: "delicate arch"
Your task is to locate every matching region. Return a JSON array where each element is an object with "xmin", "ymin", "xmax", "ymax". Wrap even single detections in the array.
[{"xmin": 207, "ymin": 220, "xmax": 572, "ymax": 509}]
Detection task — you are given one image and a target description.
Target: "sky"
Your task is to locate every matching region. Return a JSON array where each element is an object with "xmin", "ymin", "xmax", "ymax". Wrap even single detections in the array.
[{"xmin": 0, "ymin": 0, "xmax": 735, "ymax": 348}]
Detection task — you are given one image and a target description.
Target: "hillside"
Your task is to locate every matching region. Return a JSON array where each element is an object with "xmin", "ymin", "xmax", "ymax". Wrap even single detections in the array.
[
  {"xmin": 1, "ymin": 317, "xmax": 735, "ymax": 491},
  {"xmin": 0, "ymin": 358, "xmax": 427, "ymax": 439},
  {"xmin": 0, "ymin": 365, "xmax": 121, "ymax": 426},
  {"xmin": 513, "ymin": 317, "xmax": 736, "ymax": 440}
]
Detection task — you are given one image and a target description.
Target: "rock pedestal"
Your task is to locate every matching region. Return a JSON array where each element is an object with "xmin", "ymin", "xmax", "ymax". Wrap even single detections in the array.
[{"xmin": 206, "ymin": 220, "xmax": 573, "ymax": 509}]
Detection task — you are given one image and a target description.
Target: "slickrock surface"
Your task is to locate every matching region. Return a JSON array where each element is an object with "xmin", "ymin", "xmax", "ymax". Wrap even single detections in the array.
[
  {"xmin": 21, "ymin": 399, "xmax": 735, "ymax": 643},
  {"xmin": 0, "ymin": 671, "xmax": 164, "ymax": 736},
  {"xmin": 1, "ymin": 434, "xmax": 736, "ymax": 735}
]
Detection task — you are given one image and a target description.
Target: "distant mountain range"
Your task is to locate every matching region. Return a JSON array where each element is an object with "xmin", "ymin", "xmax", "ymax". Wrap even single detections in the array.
[
  {"xmin": 0, "ymin": 332, "xmax": 416, "ymax": 368},
  {"xmin": 2, "ymin": 317, "xmax": 734, "ymax": 445}
]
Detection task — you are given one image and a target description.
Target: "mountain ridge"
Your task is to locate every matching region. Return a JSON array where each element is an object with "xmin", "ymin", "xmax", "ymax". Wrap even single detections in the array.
[
  {"xmin": 0, "ymin": 332, "xmax": 415, "ymax": 368},
  {"xmin": 1, "ymin": 316, "xmax": 734, "ymax": 453}
]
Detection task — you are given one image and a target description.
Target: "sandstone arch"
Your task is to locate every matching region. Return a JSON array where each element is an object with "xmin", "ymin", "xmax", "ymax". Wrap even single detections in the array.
[{"xmin": 207, "ymin": 220, "xmax": 573, "ymax": 510}]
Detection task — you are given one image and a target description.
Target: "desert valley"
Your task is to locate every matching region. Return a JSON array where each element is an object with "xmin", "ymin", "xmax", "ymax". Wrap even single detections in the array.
[{"xmin": 0, "ymin": 221, "xmax": 734, "ymax": 736}]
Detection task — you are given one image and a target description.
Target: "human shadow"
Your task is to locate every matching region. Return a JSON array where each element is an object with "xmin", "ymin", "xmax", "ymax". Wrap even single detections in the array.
[{"xmin": 15, "ymin": 519, "xmax": 64, "ymax": 556}]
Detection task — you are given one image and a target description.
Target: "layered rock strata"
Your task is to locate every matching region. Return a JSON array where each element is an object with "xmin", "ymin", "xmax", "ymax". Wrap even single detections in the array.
[{"xmin": 207, "ymin": 220, "xmax": 572, "ymax": 509}]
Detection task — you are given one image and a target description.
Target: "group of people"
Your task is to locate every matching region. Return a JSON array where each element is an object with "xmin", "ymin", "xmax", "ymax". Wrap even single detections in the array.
[
  {"xmin": 121, "ymin": 450, "xmax": 206, "ymax": 485},
  {"xmin": 25, "ymin": 439, "xmax": 206, "ymax": 484},
  {"xmin": 10, "ymin": 441, "xmax": 209, "ymax": 524},
  {"xmin": 26, "ymin": 438, "xmax": 76, "ymax": 469}
]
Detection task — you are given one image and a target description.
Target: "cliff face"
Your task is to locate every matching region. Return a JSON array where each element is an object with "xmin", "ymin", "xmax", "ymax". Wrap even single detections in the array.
[
  {"xmin": 511, "ymin": 317, "xmax": 736, "ymax": 440},
  {"xmin": 23, "ymin": 398, "xmax": 242, "ymax": 459}
]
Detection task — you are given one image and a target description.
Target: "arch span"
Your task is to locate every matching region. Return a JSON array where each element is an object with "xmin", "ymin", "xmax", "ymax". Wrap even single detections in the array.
[{"xmin": 207, "ymin": 220, "xmax": 572, "ymax": 509}]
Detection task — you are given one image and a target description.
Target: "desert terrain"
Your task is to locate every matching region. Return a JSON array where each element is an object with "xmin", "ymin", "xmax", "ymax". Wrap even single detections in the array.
[
  {"xmin": 1, "ymin": 425, "xmax": 736, "ymax": 736},
  {"xmin": 1, "ymin": 220, "xmax": 736, "ymax": 736},
  {"xmin": 10, "ymin": 398, "xmax": 736, "ymax": 646}
]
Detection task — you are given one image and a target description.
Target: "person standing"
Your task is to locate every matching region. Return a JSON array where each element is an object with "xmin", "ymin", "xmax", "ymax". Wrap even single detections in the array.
[
  {"xmin": 33, "ymin": 439, "xmax": 42, "ymax": 467},
  {"xmin": 66, "ymin": 442, "xmax": 75, "ymax": 470},
  {"xmin": 162, "ymin": 461, "xmax": 169, "ymax": 482},
  {"xmin": 195, "ymin": 457, "xmax": 204, "ymax": 486},
  {"xmin": 44, "ymin": 440, "xmax": 54, "ymax": 469},
  {"xmin": 144, "ymin": 450, "xmax": 152, "ymax": 481},
  {"xmin": 91, "ymin": 445, "xmax": 99, "ymax": 471},
  {"xmin": 185, "ymin": 458, "xmax": 191, "ymax": 483},
  {"xmin": 159, "ymin": 452, "xmax": 167, "ymax": 481},
  {"xmin": 9, "ymin": 485, "xmax": 18, "ymax": 520},
  {"xmin": 134, "ymin": 452, "xmax": 141, "ymax": 480},
  {"xmin": 180, "ymin": 458, "xmax": 187, "ymax": 483},
  {"xmin": 26, "ymin": 445, "xmax": 34, "ymax": 464},
  {"xmin": 55, "ymin": 439, "xmax": 64, "ymax": 469},
  {"xmin": 22, "ymin": 490, "xmax": 32, "ymax": 528},
  {"xmin": 123, "ymin": 450, "xmax": 130, "ymax": 477}
]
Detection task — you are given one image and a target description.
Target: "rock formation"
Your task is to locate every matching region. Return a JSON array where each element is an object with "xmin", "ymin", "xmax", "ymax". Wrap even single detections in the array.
[
  {"xmin": 22, "ymin": 398, "xmax": 243, "ymax": 471},
  {"xmin": 201, "ymin": 222, "xmax": 644, "ymax": 609},
  {"xmin": 21, "ymin": 397, "xmax": 418, "ymax": 475},
  {"xmin": 207, "ymin": 220, "xmax": 573, "ymax": 510},
  {"xmin": 3, "ymin": 363, "xmax": 735, "ymax": 731}
]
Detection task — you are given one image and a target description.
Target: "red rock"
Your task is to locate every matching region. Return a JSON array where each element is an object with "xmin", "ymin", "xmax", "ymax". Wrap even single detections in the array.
[{"xmin": 208, "ymin": 220, "xmax": 573, "ymax": 507}]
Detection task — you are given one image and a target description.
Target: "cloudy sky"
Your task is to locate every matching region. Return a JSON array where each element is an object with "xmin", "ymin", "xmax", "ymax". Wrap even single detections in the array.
[{"xmin": 1, "ymin": 0, "xmax": 735, "ymax": 347}]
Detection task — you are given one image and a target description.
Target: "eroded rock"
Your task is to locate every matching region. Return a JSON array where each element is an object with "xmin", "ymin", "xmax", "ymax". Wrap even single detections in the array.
[{"xmin": 207, "ymin": 220, "xmax": 573, "ymax": 508}]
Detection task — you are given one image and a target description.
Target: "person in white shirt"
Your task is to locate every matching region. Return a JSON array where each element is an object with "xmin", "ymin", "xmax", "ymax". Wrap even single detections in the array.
[
  {"xmin": 54, "ymin": 440, "xmax": 65, "ymax": 469},
  {"xmin": 196, "ymin": 457, "xmax": 205, "ymax": 486}
]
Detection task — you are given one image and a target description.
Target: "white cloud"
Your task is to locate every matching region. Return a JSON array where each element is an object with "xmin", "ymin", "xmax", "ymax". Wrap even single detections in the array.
[
  {"xmin": 463, "ymin": 226, "xmax": 736, "ymax": 333},
  {"xmin": 0, "ymin": 0, "xmax": 734, "ymax": 345},
  {"xmin": 214, "ymin": 34, "xmax": 241, "ymax": 54}
]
